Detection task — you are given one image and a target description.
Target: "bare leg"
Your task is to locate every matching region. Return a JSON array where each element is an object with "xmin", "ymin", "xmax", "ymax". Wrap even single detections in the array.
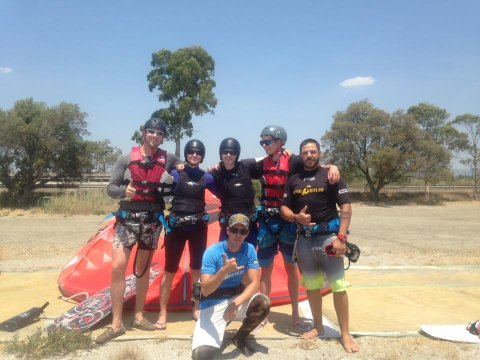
[
  {"xmin": 133, "ymin": 249, "xmax": 152, "ymax": 322},
  {"xmin": 191, "ymin": 268, "xmax": 200, "ymax": 320},
  {"xmin": 157, "ymin": 271, "xmax": 175, "ymax": 328},
  {"xmin": 284, "ymin": 261, "xmax": 300, "ymax": 322},
  {"xmin": 333, "ymin": 291, "xmax": 359, "ymax": 353},
  {"xmin": 301, "ymin": 289, "xmax": 324, "ymax": 339},
  {"xmin": 111, "ymin": 247, "xmax": 130, "ymax": 331},
  {"xmin": 259, "ymin": 263, "xmax": 274, "ymax": 323}
]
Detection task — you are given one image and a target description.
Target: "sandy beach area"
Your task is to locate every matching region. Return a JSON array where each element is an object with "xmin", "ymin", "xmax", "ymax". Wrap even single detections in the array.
[{"xmin": 1, "ymin": 202, "xmax": 479, "ymax": 359}]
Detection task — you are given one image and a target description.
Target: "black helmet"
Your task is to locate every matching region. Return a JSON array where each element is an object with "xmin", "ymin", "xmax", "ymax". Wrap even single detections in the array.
[
  {"xmin": 260, "ymin": 125, "xmax": 287, "ymax": 145},
  {"xmin": 144, "ymin": 118, "xmax": 167, "ymax": 134},
  {"xmin": 184, "ymin": 139, "xmax": 205, "ymax": 163},
  {"xmin": 219, "ymin": 138, "xmax": 241, "ymax": 160}
]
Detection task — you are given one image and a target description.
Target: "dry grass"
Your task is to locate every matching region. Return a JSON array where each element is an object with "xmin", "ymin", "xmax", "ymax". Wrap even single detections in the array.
[
  {"xmin": 108, "ymin": 345, "xmax": 146, "ymax": 360},
  {"xmin": 34, "ymin": 189, "xmax": 118, "ymax": 215},
  {"xmin": 4, "ymin": 328, "xmax": 93, "ymax": 359}
]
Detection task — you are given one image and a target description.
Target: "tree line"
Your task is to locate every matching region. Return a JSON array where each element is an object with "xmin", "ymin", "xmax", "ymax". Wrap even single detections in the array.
[
  {"xmin": 322, "ymin": 100, "xmax": 479, "ymax": 199},
  {"xmin": 1, "ymin": 45, "xmax": 479, "ymax": 206}
]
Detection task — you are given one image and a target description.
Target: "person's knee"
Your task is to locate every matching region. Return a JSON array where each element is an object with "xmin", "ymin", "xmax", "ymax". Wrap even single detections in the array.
[
  {"xmin": 192, "ymin": 345, "xmax": 220, "ymax": 360},
  {"xmin": 260, "ymin": 263, "xmax": 274, "ymax": 279},
  {"xmin": 247, "ymin": 294, "xmax": 271, "ymax": 320},
  {"xmin": 111, "ymin": 261, "xmax": 127, "ymax": 278},
  {"xmin": 284, "ymin": 266, "xmax": 297, "ymax": 276}
]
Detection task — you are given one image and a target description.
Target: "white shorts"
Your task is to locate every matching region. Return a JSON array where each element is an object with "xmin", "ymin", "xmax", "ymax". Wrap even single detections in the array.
[{"xmin": 191, "ymin": 293, "xmax": 261, "ymax": 350}]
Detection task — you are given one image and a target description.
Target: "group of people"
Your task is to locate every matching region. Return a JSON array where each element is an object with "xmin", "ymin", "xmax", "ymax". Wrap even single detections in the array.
[{"xmin": 95, "ymin": 117, "xmax": 359, "ymax": 356}]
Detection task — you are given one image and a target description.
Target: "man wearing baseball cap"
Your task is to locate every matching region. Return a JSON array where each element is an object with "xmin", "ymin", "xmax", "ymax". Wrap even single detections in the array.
[{"xmin": 191, "ymin": 213, "xmax": 271, "ymax": 359}]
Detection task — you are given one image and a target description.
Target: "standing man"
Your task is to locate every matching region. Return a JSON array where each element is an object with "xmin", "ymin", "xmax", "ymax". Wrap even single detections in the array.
[
  {"xmin": 253, "ymin": 125, "xmax": 339, "ymax": 332},
  {"xmin": 191, "ymin": 214, "xmax": 271, "ymax": 360},
  {"xmin": 210, "ymin": 138, "xmax": 258, "ymax": 246},
  {"xmin": 280, "ymin": 138, "xmax": 359, "ymax": 353},
  {"xmin": 95, "ymin": 118, "xmax": 180, "ymax": 344}
]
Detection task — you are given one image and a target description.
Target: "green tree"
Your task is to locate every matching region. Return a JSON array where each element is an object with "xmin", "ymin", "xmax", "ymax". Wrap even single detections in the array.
[
  {"xmin": 147, "ymin": 45, "xmax": 217, "ymax": 156},
  {"xmin": 0, "ymin": 98, "xmax": 88, "ymax": 206},
  {"xmin": 452, "ymin": 114, "xmax": 480, "ymax": 199},
  {"xmin": 407, "ymin": 103, "xmax": 466, "ymax": 190},
  {"xmin": 83, "ymin": 139, "xmax": 122, "ymax": 173},
  {"xmin": 322, "ymin": 100, "xmax": 424, "ymax": 199}
]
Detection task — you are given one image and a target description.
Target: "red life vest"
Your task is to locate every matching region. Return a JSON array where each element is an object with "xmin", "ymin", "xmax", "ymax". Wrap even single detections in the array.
[
  {"xmin": 128, "ymin": 146, "xmax": 167, "ymax": 203},
  {"xmin": 260, "ymin": 154, "xmax": 290, "ymax": 208}
]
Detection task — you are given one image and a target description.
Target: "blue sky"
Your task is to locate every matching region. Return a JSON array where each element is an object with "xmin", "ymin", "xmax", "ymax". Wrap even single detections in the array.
[{"xmin": 1, "ymin": 1, "xmax": 479, "ymax": 169}]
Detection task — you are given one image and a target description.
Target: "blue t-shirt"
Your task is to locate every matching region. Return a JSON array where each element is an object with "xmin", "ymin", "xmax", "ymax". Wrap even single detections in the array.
[{"xmin": 199, "ymin": 241, "xmax": 259, "ymax": 309}]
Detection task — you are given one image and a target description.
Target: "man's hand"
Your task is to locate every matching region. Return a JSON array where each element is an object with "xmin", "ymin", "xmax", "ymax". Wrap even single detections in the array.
[
  {"xmin": 295, "ymin": 206, "xmax": 315, "ymax": 227},
  {"xmin": 221, "ymin": 254, "xmax": 244, "ymax": 274},
  {"xmin": 326, "ymin": 165, "xmax": 340, "ymax": 184},
  {"xmin": 175, "ymin": 162, "xmax": 185, "ymax": 171},
  {"xmin": 124, "ymin": 180, "xmax": 136, "ymax": 199},
  {"xmin": 282, "ymin": 148, "xmax": 293, "ymax": 157},
  {"xmin": 223, "ymin": 301, "xmax": 240, "ymax": 322},
  {"xmin": 331, "ymin": 238, "xmax": 347, "ymax": 257}
]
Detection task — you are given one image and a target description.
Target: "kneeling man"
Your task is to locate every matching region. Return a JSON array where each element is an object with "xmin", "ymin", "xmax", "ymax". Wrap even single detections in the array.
[{"xmin": 192, "ymin": 214, "xmax": 271, "ymax": 360}]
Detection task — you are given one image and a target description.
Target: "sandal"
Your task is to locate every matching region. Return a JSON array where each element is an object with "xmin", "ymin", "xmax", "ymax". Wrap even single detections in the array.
[
  {"xmin": 253, "ymin": 319, "xmax": 269, "ymax": 333},
  {"xmin": 95, "ymin": 326, "xmax": 126, "ymax": 344},
  {"xmin": 130, "ymin": 318, "xmax": 156, "ymax": 331},
  {"xmin": 155, "ymin": 322, "xmax": 167, "ymax": 330}
]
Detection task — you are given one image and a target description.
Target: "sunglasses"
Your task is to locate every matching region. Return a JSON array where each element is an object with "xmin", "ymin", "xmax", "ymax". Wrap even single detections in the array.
[
  {"xmin": 221, "ymin": 150, "xmax": 237, "ymax": 156},
  {"xmin": 187, "ymin": 150, "xmax": 202, "ymax": 156},
  {"xmin": 229, "ymin": 227, "xmax": 249, "ymax": 235},
  {"xmin": 259, "ymin": 139, "xmax": 275, "ymax": 146},
  {"xmin": 145, "ymin": 129, "xmax": 165, "ymax": 136}
]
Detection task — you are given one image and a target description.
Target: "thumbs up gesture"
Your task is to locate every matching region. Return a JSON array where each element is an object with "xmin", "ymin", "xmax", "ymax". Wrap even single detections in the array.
[
  {"xmin": 125, "ymin": 180, "xmax": 136, "ymax": 199},
  {"xmin": 221, "ymin": 254, "xmax": 244, "ymax": 274},
  {"xmin": 295, "ymin": 205, "xmax": 315, "ymax": 226}
]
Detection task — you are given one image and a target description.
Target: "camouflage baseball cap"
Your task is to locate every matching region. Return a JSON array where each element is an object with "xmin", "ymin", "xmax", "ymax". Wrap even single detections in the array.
[{"xmin": 228, "ymin": 213, "xmax": 250, "ymax": 228}]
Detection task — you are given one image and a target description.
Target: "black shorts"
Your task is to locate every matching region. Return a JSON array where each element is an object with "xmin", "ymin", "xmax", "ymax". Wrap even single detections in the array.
[{"xmin": 163, "ymin": 222, "xmax": 208, "ymax": 273}]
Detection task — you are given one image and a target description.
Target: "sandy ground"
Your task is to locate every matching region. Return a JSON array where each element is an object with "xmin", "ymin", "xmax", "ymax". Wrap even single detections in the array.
[{"xmin": 1, "ymin": 202, "xmax": 480, "ymax": 359}]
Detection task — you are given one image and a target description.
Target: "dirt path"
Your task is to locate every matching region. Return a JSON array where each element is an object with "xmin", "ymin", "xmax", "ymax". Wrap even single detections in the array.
[{"xmin": 1, "ymin": 203, "xmax": 479, "ymax": 359}]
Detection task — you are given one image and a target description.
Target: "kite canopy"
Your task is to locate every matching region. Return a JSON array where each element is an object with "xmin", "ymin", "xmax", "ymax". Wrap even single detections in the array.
[{"xmin": 58, "ymin": 191, "xmax": 328, "ymax": 311}]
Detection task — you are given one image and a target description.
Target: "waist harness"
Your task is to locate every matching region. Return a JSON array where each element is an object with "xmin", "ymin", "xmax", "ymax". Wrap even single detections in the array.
[
  {"xmin": 296, "ymin": 217, "xmax": 340, "ymax": 237},
  {"xmin": 257, "ymin": 206, "xmax": 281, "ymax": 220},
  {"xmin": 168, "ymin": 212, "xmax": 209, "ymax": 228}
]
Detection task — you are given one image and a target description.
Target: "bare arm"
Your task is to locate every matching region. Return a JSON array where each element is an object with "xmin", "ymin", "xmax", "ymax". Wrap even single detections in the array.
[
  {"xmin": 331, "ymin": 203, "xmax": 352, "ymax": 257},
  {"xmin": 223, "ymin": 268, "xmax": 260, "ymax": 322},
  {"xmin": 201, "ymin": 253, "xmax": 244, "ymax": 297}
]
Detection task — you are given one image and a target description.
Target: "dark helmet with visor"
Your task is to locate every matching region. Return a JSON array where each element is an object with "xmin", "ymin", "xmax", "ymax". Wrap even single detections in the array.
[
  {"xmin": 144, "ymin": 118, "xmax": 167, "ymax": 134},
  {"xmin": 219, "ymin": 138, "xmax": 241, "ymax": 161},
  {"xmin": 184, "ymin": 139, "xmax": 205, "ymax": 163},
  {"xmin": 260, "ymin": 125, "xmax": 287, "ymax": 145}
]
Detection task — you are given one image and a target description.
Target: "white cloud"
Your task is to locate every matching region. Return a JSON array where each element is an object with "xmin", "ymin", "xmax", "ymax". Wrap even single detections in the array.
[
  {"xmin": 0, "ymin": 67, "xmax": 13, "ymax": 74},
  {"xmin": 339, "ymin": 76, "xmax": 375, "ymax": 88}
]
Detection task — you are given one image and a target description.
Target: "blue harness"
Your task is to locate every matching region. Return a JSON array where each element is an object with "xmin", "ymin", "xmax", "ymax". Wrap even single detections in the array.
[{"xmin": 296, "ymin": 217, "xmax": 340, "ymax": 238}]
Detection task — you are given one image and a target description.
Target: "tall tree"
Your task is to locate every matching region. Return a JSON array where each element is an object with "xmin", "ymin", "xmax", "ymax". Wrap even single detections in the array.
[
  {"xmin": 322, "ymin": 100, "xmax": 424, "ymax": 199},
  {"xmin": 407, "ymin": 103, "xmax": 466, "ymax": 189},
  {"xmin": 0, "ymin": 98, "xmax": 88, "ymax": 206},
  {"xmin": 453, "ymin": 114, "xmax": 480, "ymax": 199},
  {"xmin": 147, "ymin": 46, "xmax": 217, "ymax": 157}
]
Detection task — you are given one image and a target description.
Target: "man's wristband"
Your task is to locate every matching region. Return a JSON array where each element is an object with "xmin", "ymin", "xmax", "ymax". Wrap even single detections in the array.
[{"xmin": 337, "ymin": 234, "xmax": 348, "ymax": 243}]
